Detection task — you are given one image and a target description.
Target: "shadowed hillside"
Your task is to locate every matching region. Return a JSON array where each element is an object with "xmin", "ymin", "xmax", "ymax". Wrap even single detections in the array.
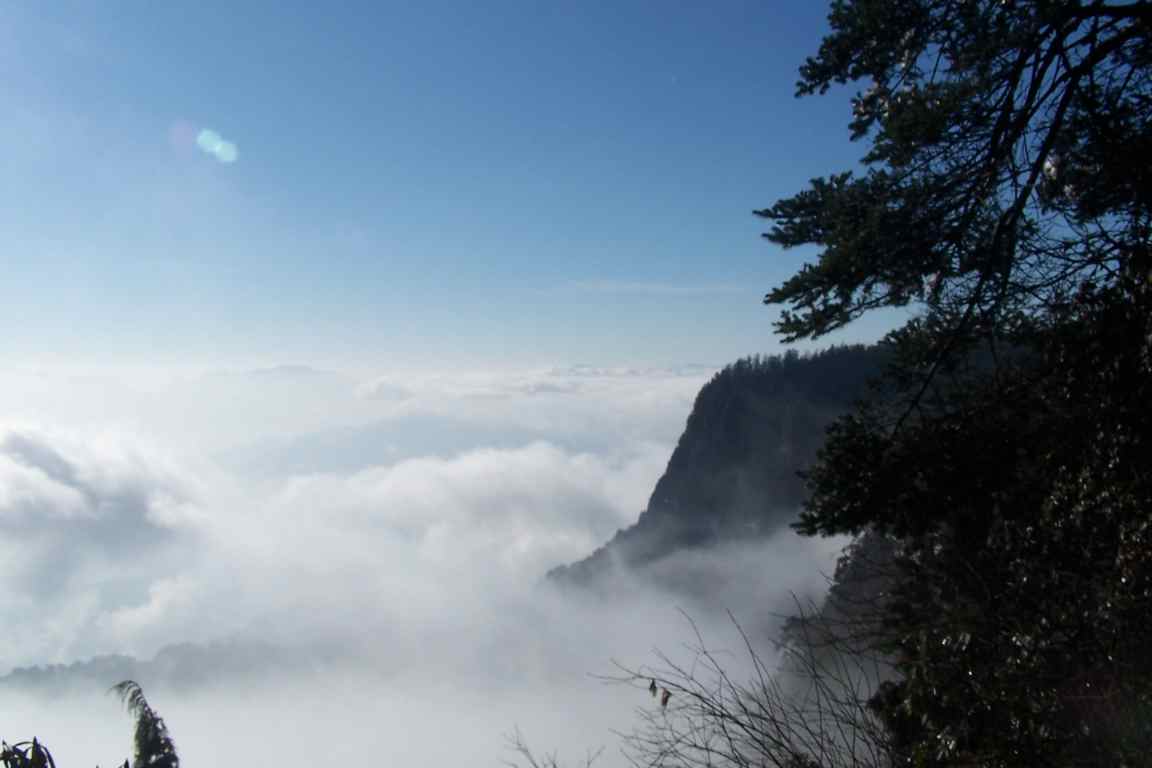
[{"xmin": 548, "ymin": 345, "xmax": 889, "ymax": 589}]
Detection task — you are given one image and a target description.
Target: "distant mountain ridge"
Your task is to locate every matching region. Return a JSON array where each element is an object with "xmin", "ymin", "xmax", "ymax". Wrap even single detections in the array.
[
  {"xmin": 0, "ymin": 639, "xmax": 331, "ymax": 697},
  {"xmin": 548, "ymin": 345, "xmax": 889, "ymax": 588}
]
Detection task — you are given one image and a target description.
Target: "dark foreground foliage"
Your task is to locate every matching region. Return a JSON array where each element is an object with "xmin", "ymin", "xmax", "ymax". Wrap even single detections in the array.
[
  {"xmin": 111, "ymin": 682, "xmax": 178, "ymax": 768},
  {"xmin": 759, "ymin": 0, "xmax": 1152, "ymax": 764},
  {"xmin": 1, "ymin": 740, "xmax": 59, "ymax": 768},
  {"xmin": 1, "ymin": 681, "xmax": 175, "ymax": 768}
]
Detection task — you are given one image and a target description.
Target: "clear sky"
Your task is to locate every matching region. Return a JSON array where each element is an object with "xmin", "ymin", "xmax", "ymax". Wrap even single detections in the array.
[{"xmin": 2, "ymin": 0, "xmax": 900, "ymax": 369}]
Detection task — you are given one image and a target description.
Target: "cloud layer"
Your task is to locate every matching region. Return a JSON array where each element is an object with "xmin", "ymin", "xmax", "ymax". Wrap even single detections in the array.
[{"xmin": 0, "ymin": 362, "xmax": 845, "ymax": 767}]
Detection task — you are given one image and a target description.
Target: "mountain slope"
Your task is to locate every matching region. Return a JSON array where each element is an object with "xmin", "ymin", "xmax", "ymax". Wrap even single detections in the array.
[{"xmin": 548, "ymin": 344, "xmax": 889, "ymax": 588}]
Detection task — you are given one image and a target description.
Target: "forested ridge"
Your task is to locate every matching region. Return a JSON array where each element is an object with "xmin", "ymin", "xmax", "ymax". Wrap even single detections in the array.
[{"xmin": 548, "ymin": 345, "xmax": 888, "ymax": 588}]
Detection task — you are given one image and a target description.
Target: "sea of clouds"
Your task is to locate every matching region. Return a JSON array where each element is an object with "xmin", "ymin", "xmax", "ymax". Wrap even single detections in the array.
[{"xmin": 0, "ymin": 362, "xmax": 846, "ymax": 767}]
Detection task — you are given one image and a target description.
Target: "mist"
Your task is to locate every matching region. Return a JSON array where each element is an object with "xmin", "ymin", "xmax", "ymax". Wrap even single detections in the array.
[{"xmin": 0, "ymin": 362, "xmax": 845, "ymax": 767}]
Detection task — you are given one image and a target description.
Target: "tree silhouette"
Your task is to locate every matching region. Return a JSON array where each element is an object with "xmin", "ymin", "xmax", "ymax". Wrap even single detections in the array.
[
  {"xmin": 758, "ymin": 0, "xmax": 1152, "ymax": 763},
  {"xmin": 0, "ymin": 740, "xmax": 57, "ymax": 768},
  {"xmin": 110, "ymin": 681, "xmax": 179, "ymax": 768},
  {"xmin": 2, "ymin": 681, "xmax": 175, "ymax": 768}
]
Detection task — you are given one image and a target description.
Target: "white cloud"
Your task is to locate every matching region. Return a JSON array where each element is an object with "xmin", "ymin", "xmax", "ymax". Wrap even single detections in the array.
[
  {"xmin": 0, "ymin": 427, "xmax": 211, "ymax": 666},
  {"xmin": 0, "ymin": 419, "xmax": 677, "ymax": 667},
  {"xmin": 0, "ymin": 361, "xmax": 847, "ymax": 768}
]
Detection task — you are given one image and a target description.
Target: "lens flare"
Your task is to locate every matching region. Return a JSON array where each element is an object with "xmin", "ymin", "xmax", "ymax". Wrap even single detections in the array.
[
  {"xmin": 195, "ymin": 128, "xmax": 239, "ymax": 164},
  {"xmin": 215, "ymin": 141, "xmax": 238, "ymax": 163}
]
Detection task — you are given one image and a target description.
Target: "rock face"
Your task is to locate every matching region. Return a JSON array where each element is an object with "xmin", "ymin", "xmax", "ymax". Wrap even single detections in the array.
[{"xmin": 548, "ymin": 344, "xmax": 889, "ymax": 589}]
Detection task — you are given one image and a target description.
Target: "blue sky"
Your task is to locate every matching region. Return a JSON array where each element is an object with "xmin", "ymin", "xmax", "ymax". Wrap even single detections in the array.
[{"xmin": 2, "ymin": 0, "xmax": 902, "ymax": 368}]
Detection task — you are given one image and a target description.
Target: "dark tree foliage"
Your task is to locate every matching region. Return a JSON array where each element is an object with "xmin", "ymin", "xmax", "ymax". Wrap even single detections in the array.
[
  {"xmin": 0, "ymin": 740, "xmax": 56, "ymax": 768},
  {"xmin": 112, "ymin": 681, "xmax": 179, "ymax": 768},
  {"xmin": 761, "ymin": 0, "xmax": 1150, "ymax": 347},
  {"xmin": 801, "ymin": 287, "xmax": 1152, "ymax": 765},
  {"xmin": 1, "ymin": 681, "xmax": 171, "ymax": 768},
  {"xmin": 760, "ymin": 1, "xmax": 1152, "ymax": 765}
]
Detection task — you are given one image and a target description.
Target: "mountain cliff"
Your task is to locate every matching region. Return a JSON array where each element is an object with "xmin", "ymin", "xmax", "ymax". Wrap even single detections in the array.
[{"xmin": 548, "ymin": 344, "xmax": 889, "ymax": 588}]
